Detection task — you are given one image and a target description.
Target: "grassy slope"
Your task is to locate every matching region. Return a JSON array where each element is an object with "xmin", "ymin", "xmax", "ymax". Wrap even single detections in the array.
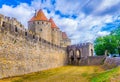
[
  {"xmin": 90, "ymin": 66, "xmax": 120, "ymax": 82},
  {"xmin": 0, "ymin": 66, "xmax": 120, "ymax": 82}
]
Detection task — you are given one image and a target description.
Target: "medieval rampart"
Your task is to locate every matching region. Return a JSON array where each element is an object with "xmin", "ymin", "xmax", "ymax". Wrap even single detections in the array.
[{"xmin": 0, "ymin": 15, "xmax": 67, "ymax": 78}]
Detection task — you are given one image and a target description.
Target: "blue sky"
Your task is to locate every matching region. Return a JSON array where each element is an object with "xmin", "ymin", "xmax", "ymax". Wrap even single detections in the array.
[{"xmin": 0, "ymin": 0, "xmax": 120, "ymax": 44}]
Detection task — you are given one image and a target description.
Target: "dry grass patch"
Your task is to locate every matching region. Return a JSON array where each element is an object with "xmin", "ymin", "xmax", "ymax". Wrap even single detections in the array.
[{"xmin": 0, "ymin": 66, "xmax": 104, "ymax": 82}]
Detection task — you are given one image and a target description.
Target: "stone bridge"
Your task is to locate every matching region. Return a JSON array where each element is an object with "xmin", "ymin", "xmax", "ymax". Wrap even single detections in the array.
[{"xmin": 67, "ymin": 43, "xmax": 94, "ymax": 65}]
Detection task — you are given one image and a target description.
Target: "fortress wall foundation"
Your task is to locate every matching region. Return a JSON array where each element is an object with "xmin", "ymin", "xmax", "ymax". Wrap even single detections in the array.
[{"xmin": 0, "ymin": 28, "xmax": 67, "ymax": 79}]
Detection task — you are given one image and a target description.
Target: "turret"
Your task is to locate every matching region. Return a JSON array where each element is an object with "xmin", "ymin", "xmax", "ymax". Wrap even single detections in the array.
[
  {"xmin": 49, "ymin": 17, "xmax": 60, "ymax": 45},
  {"xmin": 0, "ymin": 14, "xmax": 4, "ymax": 27},
  {"xmin": 61, "ymin": 32, "xmax": 71, "ymax": 47},
  {"xmin": 28, "ymin": 9, "xmax": 52, "ymax": 42}
]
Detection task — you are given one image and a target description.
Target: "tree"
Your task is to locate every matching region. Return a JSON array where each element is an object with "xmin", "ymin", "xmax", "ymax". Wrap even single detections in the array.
[
  {"xmin": 94, "ymin": 26, "xmax": 120, "ymax": 55},
  {"xmin": 94, "ymin": 37, "xmax": 105, "ymax": 55},
  {"xmin": 94, "ymin": 26, "xmax": 120, "ymax": 56},
  {"xmin": 111, "ymin": 26, "xmax": 120, "ymax": 56},
  {"xmin": 94, "ymin": 35, "xmax": 117, "ymax": 56},
  {"xmin": 104, "ymin": 35, "xmax": 117, "ymax": 54}
]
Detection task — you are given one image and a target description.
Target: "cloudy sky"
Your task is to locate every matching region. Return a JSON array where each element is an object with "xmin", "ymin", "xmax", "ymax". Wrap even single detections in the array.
[{"xmin": 0, "ymin": 0, "xmax": 120, "ymax": 44}]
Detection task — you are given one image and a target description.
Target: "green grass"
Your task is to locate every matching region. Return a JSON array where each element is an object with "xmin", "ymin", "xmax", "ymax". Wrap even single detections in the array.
[
  {"xmin": 90, "ymin": 66, "xmax": 120, "ymax": 82},
  {"xmin": 0, "ymin": 66, "xmax": 120, "ymax": 82}
]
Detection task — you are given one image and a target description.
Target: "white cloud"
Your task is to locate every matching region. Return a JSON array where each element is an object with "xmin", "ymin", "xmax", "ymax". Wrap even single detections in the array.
[
  {"xmin": 0, "ymin": 3, "xmax": 33, "ymax": 28},
  {"xmin": 97, "ymin": 31, "xmax": 110, "ymax": 36},
  {"xmin": 94, "ymin": 0, "xmax": 120, "ymax": 14},
  {"xmin": 55, "ymin": 0, "xmax": 88, "ymax": 15},
  {"xmin": 0, "ymin": 0, "xmax": 119, "ymax": 44}
]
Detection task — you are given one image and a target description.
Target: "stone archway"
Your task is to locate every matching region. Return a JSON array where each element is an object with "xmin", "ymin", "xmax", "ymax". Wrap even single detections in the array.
[
  {"xmin": 68, "ymin": 50, "xmax": 74, "ymax": 64},
  {"xmin": 91, "ymin": 49, "xmax": 93, "ymax": 56},
  {"xmin": 76, "ymin": 50, "xmax": 81, "ymax": 58},
  {"xmin": 75, "ymin": 49, "xmax": 81, "ymax": 64}
]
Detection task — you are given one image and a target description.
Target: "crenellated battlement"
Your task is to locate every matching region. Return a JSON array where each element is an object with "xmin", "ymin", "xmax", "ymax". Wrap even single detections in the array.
[
  {"xmin": 68, "ymin": 42, "xmax": 93, "ymax": 49},
  {"xmin": 0, "ymin": 14, "xmax": 64, "ymax": 50},
  {"xmin": 0, "ymin": 14, "xmax": 25, "ymax": 30},
  {"xmin": 0, "ymin": 13, "xmax": 67, "ymax": 79}
]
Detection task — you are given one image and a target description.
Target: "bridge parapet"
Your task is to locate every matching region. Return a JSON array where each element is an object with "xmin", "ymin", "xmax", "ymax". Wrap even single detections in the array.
[{"xmin": 67, "ymin": 42, "xmax": 94, "ymax": 65}]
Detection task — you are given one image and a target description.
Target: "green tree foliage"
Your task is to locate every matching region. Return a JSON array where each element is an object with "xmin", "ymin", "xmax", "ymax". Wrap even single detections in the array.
[
  {"xmin": 94, "ymin": 26, "xmax": 120, "ymax": 56},
  {"xmin": 94, "ymin": 37, "xmax": 105, "ymax": 55},
  {"xmin": 111, "ymin": 26, "xmax": 120, "ymax": 55}
]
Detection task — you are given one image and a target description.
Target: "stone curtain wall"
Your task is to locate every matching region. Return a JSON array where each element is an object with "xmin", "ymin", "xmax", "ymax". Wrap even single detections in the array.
[{"xmin": 0, "ymin": 26, "xmax": 67, "ymax": 78}]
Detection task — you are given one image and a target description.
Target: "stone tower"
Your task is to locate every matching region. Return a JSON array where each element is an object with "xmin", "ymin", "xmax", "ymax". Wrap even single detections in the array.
[
  {"xmin": 49, "ymin": 18, "xmax": 61, "ymax": 45},
  {"xmin": 28, "ymin": 9, "xmax": 52, "ymax": 42},
  {"xmin": 0, "ymin": 14, "xmax": 4, "ymax": 27},
  {"xmin": 61, "ymin": 32, "xmax": 71, "ymax": 47}
]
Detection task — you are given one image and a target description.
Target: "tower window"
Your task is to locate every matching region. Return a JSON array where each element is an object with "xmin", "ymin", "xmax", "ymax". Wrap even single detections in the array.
[
  {"xmin": 20, "ymin": 24, "xmax": 22, "ymax": 27},
  {"xmin": 40, "ymin": 29, "xmax": 42, "ymax": 32},
  {"xmin": 2, "ymin": 22, "xmax": 5, "ymax": 27},
  {"xmin": 37, "ymin": 22, "xmax": 39, "ymax": 24},
  {"xmin": 33, "ymin": 35, "xmax": 35, "ymax": 39},
  {"xmin": 39, "ymin": 38, "xmax": 41, "ymax": 41},
  {"xmin": 15, "ymin": 27, "xmax": 18, "ymax": 32},
  {"xmin": 25, "ymin": 32, "xmax": 27, "ymax": 36}
]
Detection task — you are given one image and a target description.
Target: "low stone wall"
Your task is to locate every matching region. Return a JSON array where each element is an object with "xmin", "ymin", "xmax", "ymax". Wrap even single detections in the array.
[
  {"xmin": 79, "ymin": 56, "xmax": 106, "ymax": 65},
  {"xmin": 103, "ymin": 57, "xmax": 120, "ymax": 69},
  {"xmin": 69, "ymin": 56, "xmax": 106, "ymax": 65}
]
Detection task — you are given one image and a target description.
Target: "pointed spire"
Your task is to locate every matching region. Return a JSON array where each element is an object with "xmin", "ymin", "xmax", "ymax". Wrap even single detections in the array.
[
  {"xmin": 49, "ymin": 17, "xmax": 58, "ymax": 28},
  {"xmin": 29, "ymin": 9, "xmax": 48, "ymax": 21}
]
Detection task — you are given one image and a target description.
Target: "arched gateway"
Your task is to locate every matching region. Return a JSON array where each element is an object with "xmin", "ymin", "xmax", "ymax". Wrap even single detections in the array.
[{"xmin": 67, "ymin": 43, "xmax": 94, "ymax": 65}]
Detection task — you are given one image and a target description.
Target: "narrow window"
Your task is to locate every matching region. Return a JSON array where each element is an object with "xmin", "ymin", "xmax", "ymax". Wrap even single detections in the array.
[
  {"xmin": 15, "ymin": 27, "xmax": 18, "ymax": 32},
  {"xmin": 44, "ymin": 40, "xmax": 46, "ymax": 43},
  {"xmin": 40, "ymin": 29, "xmax": 42, "ymax": 32},
  {"xmin": 20, "ymin": 24, "xmax": 22, "ymax": 27},
  {"xmin": 25, "ymin": 32, "xmax": 27, "ymax": 36},
  {"xmin": 33, "ymin": 35, "xmax": 35, "ymax": 39},
  {"xmin": 37, "ymin": 22, "xmax": 39, "ymax": 24},
  {"xmin": 39, "ymin": 38, "xmax": 41, "ymax": 41},
  {"xmin": 2, "ymin": 22, "xmax": 5, "ymax": 27}
]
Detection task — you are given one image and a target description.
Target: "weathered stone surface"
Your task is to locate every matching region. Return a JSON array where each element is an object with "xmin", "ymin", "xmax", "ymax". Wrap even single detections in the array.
[
  {"xmin": 104, "ymin": 57, "xmax": 120, "ymax": 69},
  {"xmin": 0, "ymin": 31, "xmax": 67, "ymax": 79},
  {"xmin": 79, "ymin": 56, "xmax": 105, "ymax": 65}
]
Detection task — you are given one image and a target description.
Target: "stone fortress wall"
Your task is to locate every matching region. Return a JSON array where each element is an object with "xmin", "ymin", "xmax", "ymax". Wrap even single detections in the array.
[
  {"xmin": 0, "ymin": 14, "xmax": 67, "ymax": 79},
  {"xmin": 0, "ymin": 12, "xmax": 106, "ymax": 79}
]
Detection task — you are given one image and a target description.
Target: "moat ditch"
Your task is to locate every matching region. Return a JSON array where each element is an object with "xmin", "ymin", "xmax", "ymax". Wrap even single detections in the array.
[{"xmin": 0, "ymin": 65, "xmax": 120, "ymax": 82}]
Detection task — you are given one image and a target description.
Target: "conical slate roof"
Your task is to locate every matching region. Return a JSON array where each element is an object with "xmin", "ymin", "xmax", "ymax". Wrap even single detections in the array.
[{"xmin": 29, "ymin": 9, "xmax": 48, "ymax": 21}]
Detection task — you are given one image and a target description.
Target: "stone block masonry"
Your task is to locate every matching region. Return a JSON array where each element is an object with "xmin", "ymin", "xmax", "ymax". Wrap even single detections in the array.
[
  {"xmin": 0, "ymin": 23, "xmax": 67, "ymax": 79},
  {"xmin": 103, "ymin": 57, "xmax": 120, "ymax": 69}
]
